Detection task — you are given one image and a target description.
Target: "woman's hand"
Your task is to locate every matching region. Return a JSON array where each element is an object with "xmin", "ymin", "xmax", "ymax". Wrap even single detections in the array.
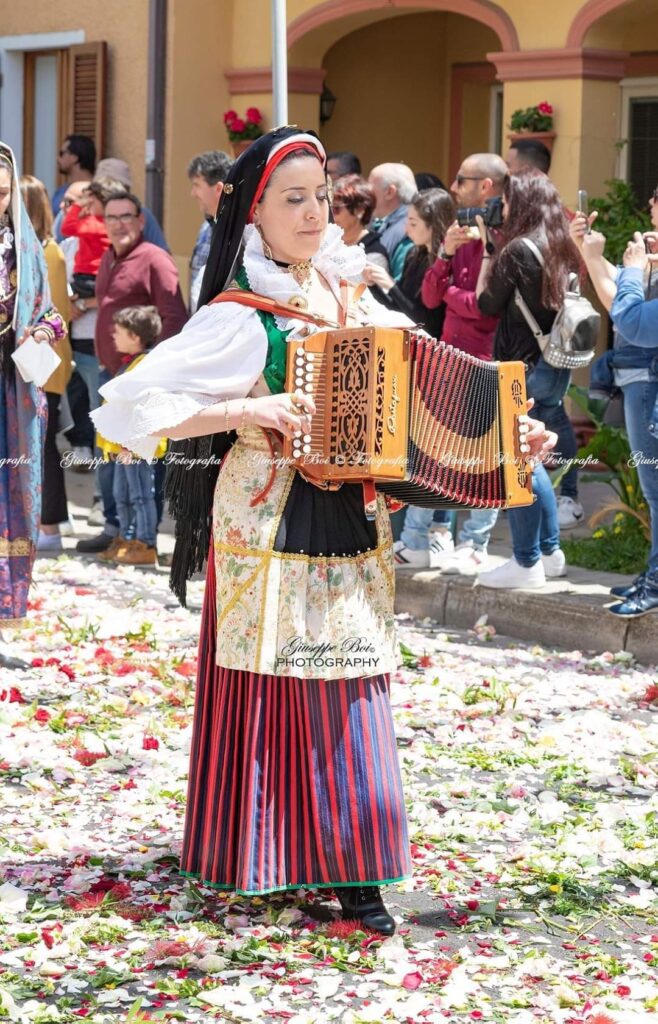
[
  {"xmin": 250, "ymin": 391, "xmax": 316, "ymax": 439},
  {"xmin": 569, "ymin": 211, "xmax": 598, "ymax": 252},
  {"xmin": 580, "ymin": 229, "xmax": 607, "ymax": 262},
  {"xmin": 19, "ymin": 327, "xmax": 52, "ymax": 346},
  {"xmin": 362, "ymin": 264, "xmax": 394, "ymax": 292},
  {"xmin": 623, "ymin": 231, "xmax": 649, "ymax": 270},
  {"xmin": 442, "ymin": 221, "xmax": 471, "ymax": 256},
  {"xmin": 521, "ymin": 399, "xmax": 558, "ymax": 465},
  {"xmin": 474, "ymin": 214, "xmax": 488, "ymax": 248}
]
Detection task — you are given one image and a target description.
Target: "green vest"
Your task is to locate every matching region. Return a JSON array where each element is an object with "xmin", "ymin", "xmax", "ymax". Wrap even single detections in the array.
[{"xmin": 235, "ymin": 266, "xmax": 289, "ymax": 395}]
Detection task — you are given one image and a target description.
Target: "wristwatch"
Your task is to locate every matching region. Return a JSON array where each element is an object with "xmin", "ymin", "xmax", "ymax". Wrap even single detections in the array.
[
  {"xmin": 438, "ymin": 246, "xmax": 453, "ymax": 261},
  {"xmin": 75, "ymin": 298, "xmax": 87, "ymax": 312}
]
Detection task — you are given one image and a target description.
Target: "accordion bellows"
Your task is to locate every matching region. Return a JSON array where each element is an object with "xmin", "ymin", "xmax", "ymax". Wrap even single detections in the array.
[{"xmin": 284, "ymin": 328, "xmax": 534, "ymax": 510}]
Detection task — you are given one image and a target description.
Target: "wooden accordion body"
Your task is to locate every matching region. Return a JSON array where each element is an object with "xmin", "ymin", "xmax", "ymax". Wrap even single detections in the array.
[{"xmin": 283, "ymin": 327, "xmax": 533, "ymax": 510}]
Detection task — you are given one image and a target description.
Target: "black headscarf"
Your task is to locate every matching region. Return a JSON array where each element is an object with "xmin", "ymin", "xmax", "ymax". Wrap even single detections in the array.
[{"xmin": 167, "ymin": 127, "xmax": 326, "ymax": 606}]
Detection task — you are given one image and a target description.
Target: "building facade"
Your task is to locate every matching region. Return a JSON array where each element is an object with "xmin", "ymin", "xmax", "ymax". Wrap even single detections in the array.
[{"xmin": 1, "ymin": 0, "xmax": 657, "ymax": 287}]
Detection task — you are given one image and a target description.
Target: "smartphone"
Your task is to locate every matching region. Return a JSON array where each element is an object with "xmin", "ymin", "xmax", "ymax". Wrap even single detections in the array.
[{"xmin": 577, "ymin": 189, "xmax": 591, "ymax": 232}]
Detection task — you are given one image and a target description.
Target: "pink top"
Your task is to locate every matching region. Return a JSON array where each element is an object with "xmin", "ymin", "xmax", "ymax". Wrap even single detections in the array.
[{"xmin": 421, "ymin": 238, "xmax": 499, "ymax": 362}]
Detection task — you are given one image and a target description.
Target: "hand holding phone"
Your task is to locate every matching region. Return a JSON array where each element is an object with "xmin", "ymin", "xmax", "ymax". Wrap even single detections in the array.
[{"xmin": 577, "ymin": 190, "xmax": 590, "ymax": 233}]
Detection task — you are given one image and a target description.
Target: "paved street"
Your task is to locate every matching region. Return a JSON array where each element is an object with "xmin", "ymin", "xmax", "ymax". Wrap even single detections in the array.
[{"xmin": 0, "ymin": 552, "xmax": 657, "ymax": 1023}]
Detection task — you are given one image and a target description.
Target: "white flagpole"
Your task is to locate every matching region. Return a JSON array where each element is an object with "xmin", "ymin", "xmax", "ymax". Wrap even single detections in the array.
[{"xmin": 272, "ymin": 0, "xmax": 288, "ymax": 127}]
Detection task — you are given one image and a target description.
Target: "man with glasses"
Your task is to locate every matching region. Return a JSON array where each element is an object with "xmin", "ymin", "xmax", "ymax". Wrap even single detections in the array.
[
  {"xmin": 52, "ymin": 135, "xmax": 96, "ymax": 214},
  {"xmin": 419, "ymin": 153, "xmax": 508, "ymax": 576},
  {"xmin": 77, "ymin": 192, "xmax": 187, "ymax": 555}
]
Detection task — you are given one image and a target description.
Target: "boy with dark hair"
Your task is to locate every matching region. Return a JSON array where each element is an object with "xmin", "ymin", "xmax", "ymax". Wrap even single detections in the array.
[{"xmin": 97, "ymin": 306, "xmax": 166, "ymax": 567}]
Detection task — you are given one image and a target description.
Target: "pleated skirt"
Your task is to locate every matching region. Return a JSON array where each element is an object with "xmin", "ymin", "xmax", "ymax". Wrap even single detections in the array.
[{"xmin": 180, "ymin": 555, "xmax": 411, "ymax": 896}]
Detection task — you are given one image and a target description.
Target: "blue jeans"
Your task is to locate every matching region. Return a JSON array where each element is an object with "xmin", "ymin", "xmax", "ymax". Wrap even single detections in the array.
[
  {"xmin": 400, "ymin": 506, "xmax": 451, "ymax": 550},
  {"xmin": 98, "ymin": 368, "xmax": 120, "ymax": 531},
  {"xmin": 459, "ymin": 507, "xmax": 498, "ymax": 549},
  {"xmin": 526, "ymin": 357, "xmax": 578, "ymax": 499},
  {"xmin": 507, "ymin": 462, "xmax": 559, "ymax": 567},
  {"xmin": 114, "ymin": 460, "xmax": 158, "ymax": 547},
  {"xmin": 623, "ymin": 380, "xmax": 658, "ymax": 574}
]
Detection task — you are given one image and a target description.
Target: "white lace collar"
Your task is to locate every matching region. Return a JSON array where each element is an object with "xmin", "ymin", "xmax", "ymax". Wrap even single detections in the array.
[{"xmin": 241, "ymin": 222, "xmax": 366, "ymax": 309}]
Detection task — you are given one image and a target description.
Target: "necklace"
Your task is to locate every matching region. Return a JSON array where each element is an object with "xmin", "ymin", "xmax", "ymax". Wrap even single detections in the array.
[{"xmin": 273, "ymin": 257, "xmax": 313, "ymax": 291}]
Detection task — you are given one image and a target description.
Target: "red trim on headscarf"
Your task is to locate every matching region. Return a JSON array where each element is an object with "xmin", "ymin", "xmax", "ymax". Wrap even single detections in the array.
[{"xmin": 248, "ymin": 142, "xmax": 322, "ymax": 222}]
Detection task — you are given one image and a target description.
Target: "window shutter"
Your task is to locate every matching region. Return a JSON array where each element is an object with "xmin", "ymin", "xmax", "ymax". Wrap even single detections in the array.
[{"xmin": 66, "ymin": 42, "xmax": 107, "ymax": 155}]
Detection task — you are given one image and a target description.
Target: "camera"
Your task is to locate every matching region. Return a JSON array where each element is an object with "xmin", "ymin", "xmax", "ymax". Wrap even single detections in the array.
[{"xmin": 456, "ymin": 196, "xmax": 504, "ymax": 229}]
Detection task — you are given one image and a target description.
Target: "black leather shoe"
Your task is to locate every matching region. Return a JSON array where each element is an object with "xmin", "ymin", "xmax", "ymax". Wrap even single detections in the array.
[
  {"xmin": 609, "ymin": 579, "xmax": 658, "ymax": 617},
  {"xmin": 334, "ymin": 886, "xmax": 396, "ymax": 936},
  {"xmin": 610, "ymin": 572, "xmax": 646, "ymax": 599},
  {"xmin": 76, "ymin": 531, "xmax": 116, "ymax": 553}
]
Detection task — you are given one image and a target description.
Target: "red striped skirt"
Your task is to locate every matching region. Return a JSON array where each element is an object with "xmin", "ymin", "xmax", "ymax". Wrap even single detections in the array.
[{"xmin": 180, "ymin": 556, "xmax": 411, "ymax": 896}]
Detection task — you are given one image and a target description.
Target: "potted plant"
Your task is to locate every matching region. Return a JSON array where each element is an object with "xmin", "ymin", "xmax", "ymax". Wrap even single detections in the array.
[
  {"xmin": 508, "ymin": 101, "xmax": 556, "ymax": 151},
  {"xmin": 223, "ymin": 107, "xmax": 264, "ymax": 157}
]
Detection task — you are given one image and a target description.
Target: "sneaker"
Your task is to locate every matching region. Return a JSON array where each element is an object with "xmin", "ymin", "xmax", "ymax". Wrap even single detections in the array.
[
  {"xmin": 557, "ymin": 496, "xmax": 584, "ymax": 529},
  {"xmin": 58, "ymin": 516, "xmax": 76, "ymax": 537},
  {"xmin": 608, "ymin": 577, "xmax": 658, "ymax": 617},
  {"xmin": 477, "ymin": 556, "xmax": 545, "ymax": 589},
  {"xmin": 610, "ymin": 572, "xmax": 646, "ymax": 600},
  {"xmin": 76, "ymin": 530, "xmax": 117, "ymax": 554},
  {"xmin": 541, "ymin": 548, "xmax": 567, "ymax": 578},
  {"xmin": 113, "ymin": 539, "xmax": 158, "ymax": 566},
  {"xmin": 392, "ymin": 540, "xmax": 430, "ymax": 569},
  {"xmin": 87, "ymin": 499, "xmax": 105, "ymax": 528},
  {"xmin": 98, "ymin": 536, "xmax": 128, "ymax": 563},
  {"xmin": 436, "ymin": 541, "xmax": 488, "ymax": 575},
  {"xmin": 68, "ymin": 446, "xmax": 95, "ymax": 473},
  {"xmin": 36, "ymin": 530, "xmax": 63, "ymax": 554},
  {"xmin": 428, "ymin": 526, "xmax": 454, "ymax": 566}
]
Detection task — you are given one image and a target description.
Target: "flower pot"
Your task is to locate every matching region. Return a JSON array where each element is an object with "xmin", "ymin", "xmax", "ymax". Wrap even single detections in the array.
[
  {"xmin": 231, "ymin": 139, "xmax": 255, "ymax": 158},
  {"xmin": 508, "ymin": 130, "xmax": 557, "ymax": 152}
]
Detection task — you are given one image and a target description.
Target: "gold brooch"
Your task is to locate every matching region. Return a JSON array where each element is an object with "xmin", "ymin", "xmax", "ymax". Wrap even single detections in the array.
[
  {"xmin": 223, "ymin": 183, "xmax": 234, "ymax": 195},
  {"xmin": 288, "ymin": 295, "xmax": 309, "ymax": 311}
]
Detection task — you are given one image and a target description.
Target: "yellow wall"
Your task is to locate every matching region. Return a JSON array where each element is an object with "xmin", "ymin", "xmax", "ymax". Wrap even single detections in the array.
[
  {"xmin": 320, "ymin": 12, "xmax": 498, "ymax": 180},
  {"xmin": 0, "ymin": 0, "xmax": 149, "ymax": 199}
]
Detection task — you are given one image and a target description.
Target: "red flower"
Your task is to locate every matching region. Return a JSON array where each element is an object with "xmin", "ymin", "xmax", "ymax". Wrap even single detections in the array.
[
  {"xmin": 142, "ymin": 736, "xmax": 159, "ymax": 750},
  {"xmin": 418, "ymin": 654, "xmax": 433, "ymax": 668},
  {"xmin": 231, "ymin": 117, "xmax": 246, "ymax": 134},
  {"xmin": 223, "ymin": 109, "xmax": 238, "ymax": 124},
  {"xmin": 66, "ymin": 891, "xmax": 107, "ymax": 912},
  {"xmin": 59, "ymin": 665, "xmax": 76, "ymax": 681},
  {"xmin": 31, "ymin": 658, "xmax": 44, "ymax": 668},
  {"xmin": 587, "ymin": 1016, "xmax": 618, "ymax": 1024},
  {"xmin": 174, "ymin": 660, "xmax": 196, "ymax": 677},
  {"xmin": 402, "ymin": 971, "xmax": 423, "ymax": 990},
  {"xmin": 73, "ymin": 749, "xmax": 108, "ymax": 767},
  {"xmin": 246, "ymin": 107, "xmax": 262, "ymax": 124},
  {"xmin": 1, "ymin": 687, "xmax": 25, "ymax": 703},
  {"xmin": 537, "ymin": 102, "xmax": 553, "ymax": 114},
  {"xmin": 466, "ymin": 899, "xmax": 480, "ymax": 911},
  {"xmin": 641, "ymin": 683, "xmax": 658, "ymax": 704},
  {"xmin": 34, "ymin": 708, "xmax": 51, "ymax": 723},
  {"xmin": 615, "ymin": 985, "xmax": 631, "ymax": 997},
  {"xmin": 326, "ymin": 919, "xmax": 370, "ymax": 939}
]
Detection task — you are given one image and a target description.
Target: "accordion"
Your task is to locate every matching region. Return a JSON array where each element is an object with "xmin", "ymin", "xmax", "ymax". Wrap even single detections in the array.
[{"xmin": 283, "ymin": 327, "xmax": 534, "ymax": 512}]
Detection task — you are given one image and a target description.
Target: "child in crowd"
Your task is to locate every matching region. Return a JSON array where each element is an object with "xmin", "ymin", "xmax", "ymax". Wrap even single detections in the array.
[
  {"xmin": 96, "ymin": 306, "xmax": 167, "ymax": 566},
  {"xmin": 61, "ymin": 180, "xmax": 113, "ymax": 299}
]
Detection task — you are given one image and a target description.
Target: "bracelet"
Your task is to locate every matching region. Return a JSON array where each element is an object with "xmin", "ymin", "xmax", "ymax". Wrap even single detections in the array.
[
  {"xmin": 240, "ymin": 399, "xmax": 251, "ymax": 431},
  {"xmin": 34, "ymin": 324, "xmax": 55, "ymax": 343},
  {"xmin": 224, "ymin": 399, "xmax": 230, "ymax": 433}
]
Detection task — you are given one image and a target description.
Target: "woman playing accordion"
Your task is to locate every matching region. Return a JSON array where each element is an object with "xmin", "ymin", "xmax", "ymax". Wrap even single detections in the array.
[{"xmin": 92, "ymin": 127, "xmax": 555, "ymax": 933}]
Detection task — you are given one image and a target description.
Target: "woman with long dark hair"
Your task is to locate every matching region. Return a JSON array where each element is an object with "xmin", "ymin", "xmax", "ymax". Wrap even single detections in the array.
[
  {"xmin": 476, "ymin": 169, "xmax": 579, "ymax": 589},
  {"xmin": 92, "ymin": 130, "xmax": 557, "ymax": 929}
]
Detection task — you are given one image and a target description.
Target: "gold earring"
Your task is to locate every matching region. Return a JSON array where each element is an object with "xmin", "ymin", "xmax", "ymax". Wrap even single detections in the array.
[{"xmin": 256, "ymin": 224, "xmax": 274, "ymax": 261}]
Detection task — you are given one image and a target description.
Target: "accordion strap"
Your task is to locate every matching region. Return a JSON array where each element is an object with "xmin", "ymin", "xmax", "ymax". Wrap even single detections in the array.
[{"xmin": 210, "ymin": 282, "xmax": 368, "ymax": 329}]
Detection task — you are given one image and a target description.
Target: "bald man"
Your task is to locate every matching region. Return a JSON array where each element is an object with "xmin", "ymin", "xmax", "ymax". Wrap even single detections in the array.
[{"xmin": 368, "ymin": 162, "xmax": 417, "ymax": 280}]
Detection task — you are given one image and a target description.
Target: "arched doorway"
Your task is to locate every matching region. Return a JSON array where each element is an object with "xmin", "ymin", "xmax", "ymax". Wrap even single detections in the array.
[
  {"xmin": 569, "ymin": 0, "xmax": 658, "ymax": 205},
  {"xmin": 287, "ymin": 1, "xmax": 518, "ymax": 181}
]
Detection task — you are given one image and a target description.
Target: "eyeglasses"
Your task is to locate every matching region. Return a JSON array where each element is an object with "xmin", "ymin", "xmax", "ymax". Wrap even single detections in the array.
[
  {"xmin": 105, "ymin": 213, "xmax": 138, "ymax": 224},
  {"xmin": 61, "ymin": 197, "xmax": 75, "ymax": 208},
  {"xmin": 455, "ymin": 175, "xmax": 485, "ymax": 186},
  {"xmin": 332, "ymin": 203, "xmax": 346, "ymax": 214}
]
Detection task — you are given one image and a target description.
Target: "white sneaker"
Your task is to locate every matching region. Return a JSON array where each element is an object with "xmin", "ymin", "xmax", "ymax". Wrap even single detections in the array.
[
  {"xmin": 541, "ymin": 548, "xmax": 567, "ymax": 578},
  {"xmin": 69, "ymin": 446, "xmax": 95, "ymax": 473},
  {"xmin": 37, "ymin": 530, "xmax": 63, "ymax": 554},
  {"xmin": 477, "ymin": 556, "xmax": 545, "ymax": 589},
  {"xmin": 58, "ymin": 516, "xmax": 76, "ymax": 537},
  {"xmin": 429, "ymin": 526, "xmax": 454, "ymax": 566},
  {"xmin": 557, "ymin": 496, "xmax": 584, "ymax": 529},
  {"xmin": 87, "ymin": 499, "xmax": 105, "ymax": 527},
  {"xmin": 393, "ymin": 540, "xmax": 430, "ymax": 569},
  {"xmin": 436, "ymin": 540, "xmax": 488, "ymax": 575}
]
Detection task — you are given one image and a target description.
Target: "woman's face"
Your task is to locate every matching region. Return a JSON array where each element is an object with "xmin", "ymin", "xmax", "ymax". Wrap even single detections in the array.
[
  {"xmin": 332, "ymin": 198, "xmax": 362, "ymax": 236},
  {"xmin": 406, "ymin": 207, "xmax": 432, "ymax": 248},
  {"xmin": 0, "ymin": 167, "xmax": 12, "ymax": 219},
  {"xmin": 650, "ymin": 189, "xmax": 658, "ymax": 230},
  {"xmin": 252, "ymin": 156, "xmax": 329, "ymax": 263}
]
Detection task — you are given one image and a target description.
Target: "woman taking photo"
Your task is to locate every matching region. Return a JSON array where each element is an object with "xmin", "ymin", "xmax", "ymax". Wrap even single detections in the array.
[
  {"xmin": 475, "ymin": 169, "xmax": 578, "ymax": 589},
  {"xmin": 363, "ymin": 187, "xmax": 455, "ymax": 340},
  {"xmin": 93, "ymin": 129, "xmax": 556, "ymax": 930}
]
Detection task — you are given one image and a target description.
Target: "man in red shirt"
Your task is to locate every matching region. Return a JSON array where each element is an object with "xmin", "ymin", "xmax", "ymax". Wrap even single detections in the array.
[{"xmin": 77, "ymin": 192, "xmax": 188, "ymax": 553}]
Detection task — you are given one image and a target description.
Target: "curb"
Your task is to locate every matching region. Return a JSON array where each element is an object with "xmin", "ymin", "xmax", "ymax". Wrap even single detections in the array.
[{"xmin": 393, "ymin": 568, "xmax": 658, "ymax": 665}]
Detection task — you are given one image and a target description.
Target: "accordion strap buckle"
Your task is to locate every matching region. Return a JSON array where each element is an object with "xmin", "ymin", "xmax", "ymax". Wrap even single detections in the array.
[{"xmin": 362, "ymin": 480, "xmax": 378, "ymax": 521}]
